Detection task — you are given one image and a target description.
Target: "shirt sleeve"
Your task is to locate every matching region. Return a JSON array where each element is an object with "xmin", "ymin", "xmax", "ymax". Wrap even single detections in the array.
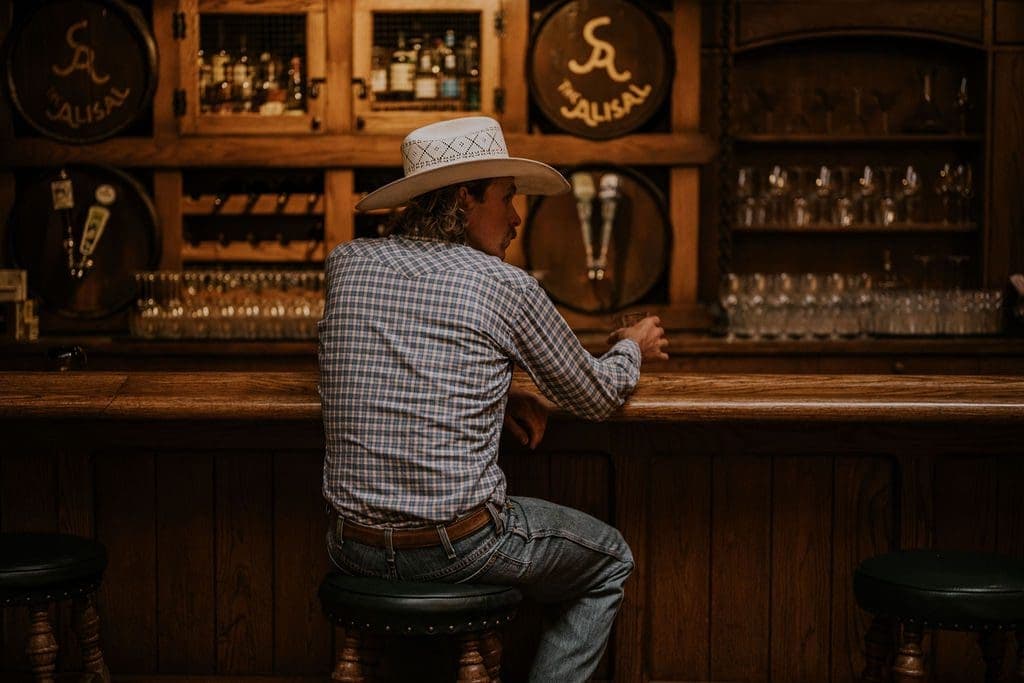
[{"xmin": 508, "ymin": 276, "xmax": 641, "ymax": 421}]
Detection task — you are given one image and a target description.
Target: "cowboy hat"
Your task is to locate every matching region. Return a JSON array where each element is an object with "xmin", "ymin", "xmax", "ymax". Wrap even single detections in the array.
[{"xmin": 355, "ymin": 116, "xmax": 570, "ymax": 211}]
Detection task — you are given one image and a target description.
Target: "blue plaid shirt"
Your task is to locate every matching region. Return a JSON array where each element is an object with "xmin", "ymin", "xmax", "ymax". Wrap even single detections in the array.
[{"xmin": 319, "ymin": 236, "xmax": 641, "ymax": 527}]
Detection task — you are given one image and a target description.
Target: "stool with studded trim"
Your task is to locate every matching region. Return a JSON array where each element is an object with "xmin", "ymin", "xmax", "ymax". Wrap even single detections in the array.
[
  {"xmin": 0, "ymin": 533, "xmax": 110, "ymax": 683},
  {"xmin": 319, "ymin": 573, "xmax": 521, "ymax": 682},
  {"xmin": 854, "ymin": 550, "xmax": 1024, "ymax": 682}
]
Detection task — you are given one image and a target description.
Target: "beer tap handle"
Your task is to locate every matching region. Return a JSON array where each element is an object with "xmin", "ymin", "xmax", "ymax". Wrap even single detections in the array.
[
  {"xmin": 595, "ymin": 173, "xmax": 621, "ymax": 281},
  {"xmin": 570, "ymin": 172, "xmax": 596, "ymax": 278}
]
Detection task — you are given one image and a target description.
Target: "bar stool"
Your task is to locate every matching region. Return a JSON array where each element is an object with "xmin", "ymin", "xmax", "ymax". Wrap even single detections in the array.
[
  {"xmin": 854, "ymin": 549, "xmax": 1024, "ymax": 682},
  {"xmin": 0, "ymin": 533, "xmax": 110, "ymax": 683},
  {"xmin": 319, "ymin": 573, "xmax": 522, "ymax": 682}
]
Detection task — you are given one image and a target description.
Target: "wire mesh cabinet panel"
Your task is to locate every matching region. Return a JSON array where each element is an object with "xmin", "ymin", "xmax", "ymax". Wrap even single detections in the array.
[{"xmin": 177, "ymin": 0, "xmax": 327, "ymax": 135}]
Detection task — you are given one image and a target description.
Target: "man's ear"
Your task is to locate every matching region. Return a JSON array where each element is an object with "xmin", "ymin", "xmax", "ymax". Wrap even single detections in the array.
[{"xmin": 456, "ymin": 185, "xmax": 475, "ymax": 210}]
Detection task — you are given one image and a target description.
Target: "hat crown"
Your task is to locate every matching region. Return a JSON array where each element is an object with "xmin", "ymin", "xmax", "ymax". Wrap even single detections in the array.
[{"xmin": 401, "ymin": 116, "xmax": 509, "ymax": 178}]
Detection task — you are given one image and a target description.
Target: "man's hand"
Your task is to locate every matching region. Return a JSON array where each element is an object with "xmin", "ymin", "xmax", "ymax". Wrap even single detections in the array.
[
  {"xmin": 607, "ymin": 315, "xmax": 670, "ymax": 363},
  {"xmin": 504, "ymin": 386, "xmax": 551, "ymax": 450}
]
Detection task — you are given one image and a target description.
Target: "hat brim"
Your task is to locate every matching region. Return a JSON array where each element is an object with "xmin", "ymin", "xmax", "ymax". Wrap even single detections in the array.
[{"xmin": 355, "ymin": 157, "xmax": 570, "ymax": 211}]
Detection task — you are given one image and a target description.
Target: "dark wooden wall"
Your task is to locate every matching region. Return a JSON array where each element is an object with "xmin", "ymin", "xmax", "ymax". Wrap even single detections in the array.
[{"xmin": 2, "ymin": 419, "xmax": 1022, "ymax": 682}]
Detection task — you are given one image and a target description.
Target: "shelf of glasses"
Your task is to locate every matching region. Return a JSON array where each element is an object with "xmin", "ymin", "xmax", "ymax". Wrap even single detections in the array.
[
  {"xmin": 182, "ymin": 240, "xmax": 327, "ymax": 263},
  {"xmin": 183, "ymin": 194, "xmax": 324, "ymax": 216},
  {"xmin": 733, "ymin": 222, "xmax": 978, "ymax": 233},
  {"xmin": 734, "ymin": 134, "xmax": 984, "ymax": 145}
]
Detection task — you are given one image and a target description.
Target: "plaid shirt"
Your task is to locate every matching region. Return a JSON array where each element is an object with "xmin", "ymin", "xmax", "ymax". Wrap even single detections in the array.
[{"xmin": 319, "ymin": 236, "xmax": 641, "ymax": 527}]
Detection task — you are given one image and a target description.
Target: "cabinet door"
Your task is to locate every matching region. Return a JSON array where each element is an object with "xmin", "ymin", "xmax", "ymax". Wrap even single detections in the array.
[
  {"xmin": 178, "ymin": 0, "xmax": 326, "ymax": 135},
  {"xmin": 352, "ymin": 0, "xmax": 502, "ymax": 135}
]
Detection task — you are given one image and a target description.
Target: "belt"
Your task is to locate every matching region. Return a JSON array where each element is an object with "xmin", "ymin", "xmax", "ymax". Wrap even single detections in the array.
[{"xmin": 335, "ymin": 504, "xmax": 495, "ymax": 549}]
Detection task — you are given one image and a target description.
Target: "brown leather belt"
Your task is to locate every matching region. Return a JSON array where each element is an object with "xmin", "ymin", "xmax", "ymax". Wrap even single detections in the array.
[{"xmin": 336, "ymin": 504, "xmax": 494, "ymax": 549}]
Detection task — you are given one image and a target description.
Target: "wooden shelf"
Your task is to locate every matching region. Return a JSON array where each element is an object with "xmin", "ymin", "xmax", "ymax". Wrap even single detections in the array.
[
  {"xmin": 183, "ymin": 193, "xmax": 324, "ymax": 216},
  {"xmin": 734, "ymin": 222, "xmax": 978, "ymax": 234},
  {"xmin": 182, "ymin": 240, "xmax": 326, "ymax": 262},
  {"xmin": 734, "ymin": 133, "xmax": 983, "ymax": 145}
]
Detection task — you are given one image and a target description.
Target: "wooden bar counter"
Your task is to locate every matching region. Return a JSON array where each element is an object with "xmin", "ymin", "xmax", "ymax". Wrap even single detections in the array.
[{"xmin": 2, "ymin": 371, "xmax": 1023, "ymax": 682}]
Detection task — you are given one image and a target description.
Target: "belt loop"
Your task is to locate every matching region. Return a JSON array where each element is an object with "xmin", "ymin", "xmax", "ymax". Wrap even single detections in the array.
[
  {"xmin": 436, "ymin": 525, "xmax": 457, "ymax": 560},
  {"xmin": 384, "ymin": 528, "xmax": 396, "ymax": 567},
  {"xmin": 335, "ymin": 515, "xmax": 345, "ymax": 546},
  {"xmin": 486, "ymin": 501, "xmax": 505, "ymax": 535}
]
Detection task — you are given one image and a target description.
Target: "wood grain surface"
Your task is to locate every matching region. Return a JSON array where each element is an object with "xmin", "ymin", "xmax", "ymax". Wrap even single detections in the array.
[{"xmin": 3, "ymin": 371, "xmax": 1024, "ymax": 423}]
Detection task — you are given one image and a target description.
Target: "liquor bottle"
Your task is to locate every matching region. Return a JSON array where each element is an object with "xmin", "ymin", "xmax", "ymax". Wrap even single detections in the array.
[
  {"xmin": 388, "ymin": 32, "xmax": 415, "ymax": 101},
  {"xmin": 462, "ymin": 34, "xmax": 480, "ymax": 110},
  {"xmin": 369, "ymin": 46, "xmax": 388, "ymax": 96},
  {"xmin": 440, "ymin": 29, "xmax": 459, "ymax": 101},
  {"xmin": 285, "ymin": 55, "xmax": 305, "ymax": 112},
  {"xmin": 211, "ymin": 22, "xmax": 233, "ymax": 114},
  {"xmin": 232, "ymin": 35, "xmax": 254, "ymax": 113},
  {"xmin": 414, "ymin": 36, "xmax": 438, "ymax": 100}
]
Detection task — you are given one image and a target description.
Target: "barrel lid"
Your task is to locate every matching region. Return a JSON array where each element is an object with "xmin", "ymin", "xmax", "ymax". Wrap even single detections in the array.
[
  {"xmin": 3, "ymin": 0, "xmax": 157, "ymax": 143},
  {"xmin": 8, "ymin": 165, "xmax": 161, "ymax": 319},
  {"xmin": 528, "ymin": 0, "xmax": 674, "ymax": 140},
  {"xmin": 525, "ymin": 165, "xmax": 670, "ymax": 313}
]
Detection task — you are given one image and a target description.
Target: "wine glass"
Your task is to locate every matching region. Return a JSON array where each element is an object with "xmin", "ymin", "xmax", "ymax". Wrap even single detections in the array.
[
  {"xmin": 789, "ymin": 166, "xmax": 813, "ymax": 228},
  {"xmin": 858, "ymin": 165, "xmax": 879, "ymax": 225},
  {"xmin": 833, "ymin": 166, "xmax": 855, "ymax": 228},
  {"xmin": 879, "ymin": 166, "xmax": 898, "ymax": 226},
  {"xmin": 814, "ymin": 165, "xmax": 834, "ymax": 225},
  {"xmin": 871, "ymin": 89, "xmax": 900, "ymax": 135},
  {"xmin": 901, "ymin": 165, "xmax": 923, "ymax": 223}
]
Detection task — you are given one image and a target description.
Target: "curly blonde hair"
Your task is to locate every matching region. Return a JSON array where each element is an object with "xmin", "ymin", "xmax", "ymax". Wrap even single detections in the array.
[{"xmin": 383, "ymin": 179, "xmax": 492, "ymax": 243}]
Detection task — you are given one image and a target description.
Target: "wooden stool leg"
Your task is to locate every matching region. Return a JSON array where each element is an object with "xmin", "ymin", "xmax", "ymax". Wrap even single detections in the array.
[
  {"xmin": 456, "ymin": 634, "xmax": 490, "ymax": 683},
  {"xmin": 73, "ymin": 594, "xmax": 111, "ymax": 683},
  {"xmin": 892, "ymin": 622, "xmax": 927, "ymax": 682},
  {"xmin": 333, "ymin": 628, "xmax": 368, "ymax": 683},
  {"xmin": 479, "ymin": 629, "xmax": 503, "ymax": 683},
  {"xmin": 27, "ymin": 607, "xmax": 58, "ymax": 683},
  {"xmin": 979, "ymin": 630, "xmax": 1007, "ymax": 683},
  {"xmin": 862, "ymin": 615, "xmax": 893, "ymax": 683}
]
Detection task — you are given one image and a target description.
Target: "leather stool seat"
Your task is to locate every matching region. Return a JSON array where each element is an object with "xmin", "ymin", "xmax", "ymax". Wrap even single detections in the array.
[
  {"xmin": 0, "ymin": 533, "xmax": 107, "ymax": 606},
  {"xmin": 319, "ymin": 573, "xmax": 522, "ymax": 635},
  {"xmin": 0, "ymin": 533, "xmax": 110, "ymax": 683},
  {"xmin": 854, "ymin": 550, "xmax": 1024, "ymax": 629},
  {"xmin": 319, "ymin": 573, "xmax": 522, "ymax": 681}
]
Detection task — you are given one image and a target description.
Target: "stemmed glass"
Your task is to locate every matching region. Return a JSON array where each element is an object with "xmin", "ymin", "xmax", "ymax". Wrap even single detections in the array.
[
  {"xmin": 736, "ymin": 167, "xmax": 763, "ymax": 228},
  {"xmin": 814, "ymin": 87, "xmax": 843, "ymax": 135},
  {"xmin": 857, "ymin": 165, "xmax": 878, "ymax": 225},
  {"xmin": 901, "ymin": 165, "xmax": 923, "ymax": 223},
  {"xmin": 935, "ymin": 163, "xmax": 956, "ymax": 225},
  {"xmin": 833, "ymin": 166, "xmax": 856, "ymax": 228},
  {"xmin": 718, "ymin": 273, "xmax": 741, "ymax": 339},
  {"xmin": 871, "ymin": 89, "xmax": 900, "ymax": 135},
  {"xmin": 814, "ymin": 165, "xmax": 834, "ymax": 226},
  {"xmin": 767, "ymin": 165, "xmax": 789, "ymax": 226},
  {"xmin": 956, "ymin": 163, "xmax": 974, "ymax": 225},
  {"xmin": 879, "ymin": 166, "xmax": 898, "ymax": 226},
  {"xmin": 789, "ymin": 166, "xmax": 813, "ymax": 228}
]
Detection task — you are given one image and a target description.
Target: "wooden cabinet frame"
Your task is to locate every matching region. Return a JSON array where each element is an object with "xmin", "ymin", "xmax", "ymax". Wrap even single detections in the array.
[
  {"xmin": 351, "ymin": 0, "xmax": 502, "ymax": 135},
  {"xmin": 176, "ymin": 0, "xmax": 327, "ymax": 135}
]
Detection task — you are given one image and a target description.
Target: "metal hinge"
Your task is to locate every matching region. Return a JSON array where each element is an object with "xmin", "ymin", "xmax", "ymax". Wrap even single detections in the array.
[
  {"xmin": 172, "ymin": 11, "xmax": 186, "ymax": 40},
  {"xmin": 493, "ymin": 10, "xmax": 504, "ymax": 37},
  {"xmin": 494, "ymin": 87, "xmax": 505, "ymax": 114},
  {"xmin": 173, "ymin": 89, "xmax": 186, "ymax": 117}
]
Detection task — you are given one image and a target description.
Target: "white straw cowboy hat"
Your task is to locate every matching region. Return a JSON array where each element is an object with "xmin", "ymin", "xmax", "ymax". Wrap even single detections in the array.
[{"xmin": 356, "ymin": 116, "xmax": 570, "ymax": 211}]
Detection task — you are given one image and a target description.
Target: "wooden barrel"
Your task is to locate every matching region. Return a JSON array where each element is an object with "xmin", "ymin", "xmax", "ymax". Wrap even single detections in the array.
[
  {"xmin": 3, "ymin": 0, "xmax": 157, "ymax": 143},
  {"xmin": 524, "ymin": 165, "xmax": 670, "ymax": 313},
  {"xmin": 528, "ymin": 0, "xmax": 674, "ymax": 139},
  {"xmin": 8, "ymin": 165, "xmax": 160, "ymax": 318}
]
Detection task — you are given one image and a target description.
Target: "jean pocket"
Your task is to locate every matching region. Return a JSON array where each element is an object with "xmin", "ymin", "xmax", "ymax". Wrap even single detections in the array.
[
  {"xmin": 455, "ymin": 550, "xmax": 531, "ymax": 585},
  {"xmin": 326, "ymin": 529, "xmax": 385, "ymax": 578}
]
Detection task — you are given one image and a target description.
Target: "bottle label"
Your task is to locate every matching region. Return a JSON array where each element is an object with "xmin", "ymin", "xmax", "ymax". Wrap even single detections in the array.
[
  {"xmin": 415, "ymin": 75, "xmax": 438, "ymax": 99},
  {"xmin": 390, "ymin": 63, "xmax": 415, "ymax": 92},
  {"xmin": 370, "ymin": 68, "xmax": 388, "ymax": 93}
]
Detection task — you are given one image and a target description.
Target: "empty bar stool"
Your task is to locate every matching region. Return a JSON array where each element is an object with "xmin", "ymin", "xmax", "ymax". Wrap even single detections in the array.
[
  {"xmin": 854, "ymin": 550, "xmax": 1024, "ymax": 682},
  {"xmin": 0, "ymin": 533, "xmax": 110, "ymax": 683},
  {"xmin": 319, "ymin": 573, "xmax": 521, "ymax": 682}
]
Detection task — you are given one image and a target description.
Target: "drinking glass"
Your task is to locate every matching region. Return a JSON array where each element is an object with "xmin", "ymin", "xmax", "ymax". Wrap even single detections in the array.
[
  {"xmin": 814, "ymin": 165, "xmax": 834, "ymax": 226},
  {"xmin": 857, "ymin": 165, "xmax": 879, "ymax": 225},
  {"xmin": 833, "ymin": 166, "xmax": 856, "ymax": 228}
]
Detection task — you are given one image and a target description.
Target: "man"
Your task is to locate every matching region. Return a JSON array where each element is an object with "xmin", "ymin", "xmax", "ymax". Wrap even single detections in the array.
[{"xmin": 319, "ymin": 116, "xmax": 668, "ymax": 681}]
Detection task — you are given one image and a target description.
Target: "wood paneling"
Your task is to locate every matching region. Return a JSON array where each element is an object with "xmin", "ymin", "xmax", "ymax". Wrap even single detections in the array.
[
  {"xmin": 157, "ymin": 452, "xmax": 215, "ymax": 673},
  {"xmin": 831, "ymin": 456, "xmax": 895, "ymax": 683},
  {"xmin": 710, "ymin": 454, "xmax": 771, "ymax": 682},
  {"xmin": 96, "ymin": 451, "xmax": 158, "ymax": 673},
  {"xmin": 987, "ymin": 51, "xmax": 1024, "ymax": 286},
  {"xmin": 649, "ymin": 453, "xmax": 710, "ymax": 680},
  {"xmin": 273, "ymin": 451, "xmax": 331, "ymax": 674},
  {"xmin": 736, "ymin": 1, "xmax": 985, "ymax": 47},
  {"xmin": 995, "ymin": 1, "xmax": 1024, "ymax": 43},
  {"xmin": 215, "ymin": 452, "xmax": 274, "ymax": 674},
  {"xmin": 771, "ymin": 455, "xmax": 832, "ymax": 683}
]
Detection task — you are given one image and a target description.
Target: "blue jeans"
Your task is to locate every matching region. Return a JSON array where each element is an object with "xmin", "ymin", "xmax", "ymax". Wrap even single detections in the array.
[{"xmin": 326, "ymin": 496, "xmax": 634, "ymax": 682}]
